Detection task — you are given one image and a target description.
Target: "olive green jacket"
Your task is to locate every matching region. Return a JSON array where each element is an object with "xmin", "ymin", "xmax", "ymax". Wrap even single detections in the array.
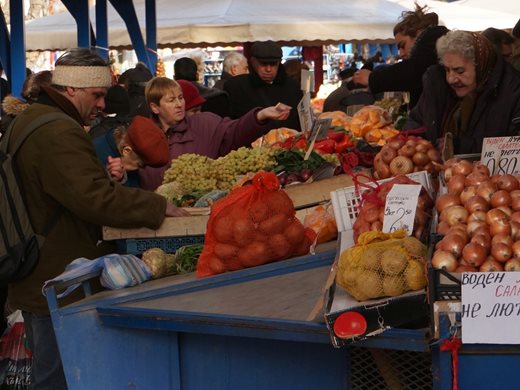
[{"xmin": 8, "ymin": 92, "xmax": 166, "ymax": 314}]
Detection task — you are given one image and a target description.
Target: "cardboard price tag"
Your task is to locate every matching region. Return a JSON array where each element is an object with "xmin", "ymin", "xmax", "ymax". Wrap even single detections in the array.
[
  {"xmin": 297, "ymin": 92, "xmax": 313, "ymax": 134},
  {"xmin": 300, "ymin": 69, "xmax": 315, "ymax": 93},
  {"xmin": 461, "ymin": 271, "xmax": 520, "ymax": 344},
  {"xmin": 382, "ymin": 184, "xmax": 421, "ymax": 236},
  {"xmin": 481, "ymin": 136, "xmax": 520, "ymax": 175}
]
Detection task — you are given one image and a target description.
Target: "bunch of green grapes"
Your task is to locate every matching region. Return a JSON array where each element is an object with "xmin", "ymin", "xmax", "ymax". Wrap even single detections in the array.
[
  {"xmin": 321, "ymin": 153, "xmax": 340, "ymax": 165},
  {"xmin": 162, "ymin": 154, "xmax": 217, "ymax": 193}
]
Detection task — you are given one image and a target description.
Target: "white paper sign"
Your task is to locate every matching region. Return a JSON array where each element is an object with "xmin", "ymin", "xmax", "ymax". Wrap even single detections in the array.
[
  {"xmin": 297, "ymin": 92, "xmax": 313, "ymax": 134},
  {"xmin": 382, "ymin": 184, "xmax": 421, "ymax": 236},
  {"xmin": 481, "ymin": 136, "xmax": 520, "ymax": 175},
  {"xmin": 461, "ymin": 271, "xmax": 520, "ymax": 344},
  {"xmin": 300, "ymin": 69, "xmax": 315, "ymax": 93}
]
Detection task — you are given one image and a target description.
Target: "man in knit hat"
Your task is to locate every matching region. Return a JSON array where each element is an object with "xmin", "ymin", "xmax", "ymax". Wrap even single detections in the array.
[{"xmin": 4, "ymin": 48, "xmax": 188, "ymax": 389}]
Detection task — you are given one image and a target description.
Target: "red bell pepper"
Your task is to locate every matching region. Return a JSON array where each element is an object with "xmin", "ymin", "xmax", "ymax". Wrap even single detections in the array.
[
  {"xmin": 294, "ymin": 138, "xmax": 308, "ymax": 150},
  {"xmin": 327, "ymin": 129, "xmax": 346, "ymax": 142},
  {"xmin": 334, "ymin": 136, "xmax": 353, "ymax": 153},
  {"xmin": 314, "ymin": 139, "xmax": 336, "ymax": 154}
]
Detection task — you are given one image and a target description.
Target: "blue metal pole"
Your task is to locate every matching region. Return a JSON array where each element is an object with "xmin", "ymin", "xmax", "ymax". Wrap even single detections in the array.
[
  {"xmin": 62, "ymin": 0, "xmax": 93, "ymax": 49},
  {"xmin": 95, "ymin": 0, "xmax": 109, "ymax": 60},
  {"xmin": 145, "ymin": 0, "xmax": 157, "ymax": 73},
  {"xmin": 109, "ymin": 0, "xmax": 154, "ymax": 73},
  {"xmin": 9, "ymin": 0, "xmax": 25, "ymax": 98}
]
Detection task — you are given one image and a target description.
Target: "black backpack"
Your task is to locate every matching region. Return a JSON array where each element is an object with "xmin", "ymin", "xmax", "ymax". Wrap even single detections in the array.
[{"xmin": 0, "ymin": 112, "xmax": 67, "ymax": 284}]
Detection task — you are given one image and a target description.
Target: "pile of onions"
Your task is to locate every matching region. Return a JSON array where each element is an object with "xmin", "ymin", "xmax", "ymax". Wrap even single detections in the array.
[
  {"xmin": 373, "ymin": 136, "xmax": 442, "ymax": 180},
  {"xmin": 353, "ymin": 175, "xmax": 433, "ymax": 243},
  {"xmin": 433, "ymin": 158, "xmax": 520, "ymax": 272}
]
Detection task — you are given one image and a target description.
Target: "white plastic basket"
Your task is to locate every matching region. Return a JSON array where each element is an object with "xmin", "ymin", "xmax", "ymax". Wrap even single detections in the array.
[{"xmin": 330, "ymin": 171, "xmax": 433, "ymax": 233}]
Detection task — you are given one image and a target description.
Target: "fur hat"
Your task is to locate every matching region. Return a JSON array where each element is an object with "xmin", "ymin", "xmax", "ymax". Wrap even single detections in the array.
[
  {"xmin": 177, "ymin": 80, "xmax": 206, "ymax": 110},
  {"xmin": 125, "ymin": 116, "xmax": 169, "ymax": 167}
]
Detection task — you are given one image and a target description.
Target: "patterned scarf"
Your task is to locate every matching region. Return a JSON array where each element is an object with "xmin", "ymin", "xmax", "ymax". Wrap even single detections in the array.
[{"xmin": 443, "ymin": 32, "xmax": 497, "ymax": 136}]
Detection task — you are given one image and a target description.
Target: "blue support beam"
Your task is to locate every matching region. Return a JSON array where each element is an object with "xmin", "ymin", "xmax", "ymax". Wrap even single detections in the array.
[
  {"xmin": 95, "ymin": 0, "xmax": 109, "ymax": 59},
  {"xmin": 109, "ymin": 0, "xmax": 155, "ymax": 73},
  {"xmin": 61, "ymin": 0, "xmax": 95, "ymax": 49},
  {"xmin": 145, "ymin": 0, "xmax": 157, "ymax": 69},
  {"xmin": 9, "ymin": 0, "xmax": 26, "ymax": 98}
]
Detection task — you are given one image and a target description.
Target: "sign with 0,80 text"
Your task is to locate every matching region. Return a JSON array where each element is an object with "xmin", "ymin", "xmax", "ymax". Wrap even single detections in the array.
[
  {"xmin": 461, "ymin": 271, "xmax": 520, "ymax": 344},
  {"xmin": 481, "ymin": 136, "xmax": 520, "ymax": 175}
]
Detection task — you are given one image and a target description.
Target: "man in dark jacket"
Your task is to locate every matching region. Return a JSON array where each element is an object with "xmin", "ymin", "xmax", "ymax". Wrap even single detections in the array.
[
  {"xmin": 174, "ymin": 57, "xmax": 230, "ymax": 117},
  {"xmin": 6, "ymin": 48, "xmax": 187, "ymax": 390},
  {"xmin": 224, "ymin": 41, "xmax": 303, "ymax": 131},
  {"xmin": 213, "ymin": 52, "xmax": 249, "ymax": 90}
]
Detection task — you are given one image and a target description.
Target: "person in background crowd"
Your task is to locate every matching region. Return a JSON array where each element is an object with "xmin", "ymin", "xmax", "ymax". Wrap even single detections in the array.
[
  {"xmin": 405, "ymin": 30, "xmax": 520, "ymax": 154},
  {"xmin": 89, "ymin": 84, "xmax": 132, "ymax": 139},
  {"xmin": 139, "ymin": 77, "xmax": 292, "ymax": 190},
  {"xmin": 510, "ymin": 18, "xmax": 520, "ymax": 71},
  {"xmin": 93, "ymin": 115, "xmax": 170, "ymax": 187},
  {"xmin": 177, "ymin": 79, "xmax": 206, "ymax": 116},
  {"xmin": 174, "ymin": 57, "xmax": 230, "ymax": 117},
  {"xmin": 282, "ymin": 58, "xmax": 309, "ymax": 85},
  {"xmin": 352, "ymin": 3, "xmax": 449, "ymax": 108},
  {"xmin": 118, "ymin": 62, "xmax": 153, "ymax": 117},
  {"xmin": 224, "ymin": 41, "xmax": 303, "ymax": 131},
  {"xmin": 482, "ymin": 27, "xmax": 515, "ymax": 62},
  {"xmin": 1, "ymin": 70, "xmax": 52, "ymax": 136},
  {"xmin": 213, "ymin": 52, "xmax": 249, "ymax": 90},
  {"xmin": 4, "ymin": 48, "xmax": 188, "ymax": 390}
]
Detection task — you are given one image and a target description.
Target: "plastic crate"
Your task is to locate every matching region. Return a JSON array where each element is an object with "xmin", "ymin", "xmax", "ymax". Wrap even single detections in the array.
[
  {"xmin": 331, "ymin": 170, "xmax": 434, "ymax": 232},
  {"xmin": 116, "ymin": 235, "xmax": 205, "ymax": 255}
]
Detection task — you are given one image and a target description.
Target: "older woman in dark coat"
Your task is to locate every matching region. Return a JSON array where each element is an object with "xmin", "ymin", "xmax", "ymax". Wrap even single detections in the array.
[{"xmin": 405, "ymin": 30, "xmax": 520, "ymax": 154}]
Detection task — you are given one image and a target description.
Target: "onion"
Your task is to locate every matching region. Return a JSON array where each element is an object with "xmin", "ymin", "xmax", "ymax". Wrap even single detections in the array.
[
  {"xmin": 447, "ymin": 174, "xmax": 466, "ymax": 195},
  {"xmin": 432, "ymin": 250, "xmax": 458, "ymax": 271},
  {"xmin": 370, "ymin": 220, "xmax": 383, "ymax": 231},
  {"xmin": 389, "ymin": 156, "xmax": 414, "ymax": 176},
  {"xmin": 512, "ymin": 197, "xmax": 520, "ymax": 211},
  {"xmin": 466, "ymin": 220, "xmax": 487, "ymax": 236},
  {"xmin": 486, "ymin": 208, "xmax": 508, "ymax": 225},
  {"xmin": 415, "ymin": 143, "xmax": 429, "ymax": 153},
  {"xmin": 435, "ymin": 194, "xmax": 461, "ymax": 213},
  {"xmin": 491, "ymin": 243, "xmax": 513, "ymax": 263},
  {"xmin": 380, "ymin": 146, "xmax": 398, "ymax": 164},
  {"xmin": 489, "ymin": 219, "xmax": 512, "ymax": 237},
  {"xmin": 496, "ymin": 206, "xmax": 512, "ymax": 217},
  {"xmin": 460, "ymin": 186, "xmax": 478, "ymax": 205},
  {"xmin": 511, "ymin": 221, "xmax": 520, "ymax": 241},
  {"xmin": 510, "ymin": 211, "xmax": 520, "ymax": 224},
  {"xmin": 471, "ymin": 233, "xmax": 491, "ymax": 248},
  {"xmin": 387, "ymin": 138, "xmax": 404, "ymax": 150},
  {"xmin": 479, "ymin": 258, "xmax": 504, "ymax": 272},
  {"xmin": 505, "ymin": 258, "xmax": 520, "ymax": 271},
  {"xmin": 439, "ymin": 234, "xmax": 466, "ymax": 258},
  {"xmin": 476, "ymin": 181, "xmax": 497, "ymax": 202},
  {"xmin": 472, "ymin": 225, "xmax": 491, "ymax": 238},
  {"xmin": 436, "ymin": 220, "xmax": 450, "ymax": 235},
  {"xmin": 465, "ymin": 172, "xmax": 489, "ymax": 187},
  {"xmin": 464, "ymin": 195, "xmax": 490, "ymax": 213},
  {"xmin": 491, "ymin": 234, "xmax": 513, "ymax": 247},
  {"xmin": 452, "ymin": 160, "xmax": 473, "ymax": 176},
  {"xmin": 462, "ymin": 243, "xmax": 488, "ymax": 267},
  {"xmin": 512, "ymin": 241, "xmax": 520, "ymax": 258},
  {"xmin": 444, "ymin": 167, "xmax": 453, "ymax": 182},
  {"xmin": 490, "ymin": 190, "xmax": 512, "ymax": 208},
  {"xmin": 510, "ymin": 189, "xmax": 520, "ymax": 200},
  {"xmin": 467, "ymin": 211, "xmax": 487, "ymax": 223},
  {"xmin": 427, "ymin": 148, "xmax": 441, "ymax": 163},
  {"xmin": 472, "ymin": 163, "xmax": 490, "ymax": 177},
  {"xmin": 440, "ymin": 205, "xmax": 469, "ymax": 226},
  {"xmin": 412, "ymin": 152, "xmax": 429, "ymax": 167},
  {"xmin": 447, "ymin": 225, "xmax": 469, "ymax": 242},
  {"xmin": 445, "ymin": 158, "xmax": 462, "ymax": 168},
  {"xmin": 398, "ymin": 145, "xmax": 415, "ymax": 158},
  {"xmin": 496, "ymin": 174, "xmax": 519, "ymax": 192}
]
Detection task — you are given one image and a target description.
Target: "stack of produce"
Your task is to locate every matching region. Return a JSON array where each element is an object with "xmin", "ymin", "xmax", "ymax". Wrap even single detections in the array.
[
  {"xmin": 251, "ymin": 127, "xmax": 299, "ymax": 148},
  {"xmin": 336, "ymin": 230, "xmax": 427, "ymax": 301},
  {"xmin": 348, "ymin": 105, "xmax": 399, "ymax": 145},
  {"xmin": 432, "ymin": 158, "xmax": 520, "ymax": 272},
  {"xmin": 352, "ymin": 175, "xmax": 433, "ymax": 243},
  {"xmin": 373, "ymin": 136, "xmax": 442, "ymax": 180},
  {"xmin": 196, "ymin": 172, "xmax": 315, "ymax": 277}
]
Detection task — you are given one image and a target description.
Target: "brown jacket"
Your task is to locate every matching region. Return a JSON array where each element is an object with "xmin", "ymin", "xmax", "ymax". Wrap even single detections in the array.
[{"xmin": 8, "ymin": 91, "xmax": 166, "ymax": 314}]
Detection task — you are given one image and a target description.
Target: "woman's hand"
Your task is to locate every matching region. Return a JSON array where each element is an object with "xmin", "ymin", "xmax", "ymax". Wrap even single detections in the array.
[
  {"xmin": 256, "ymin": 103, "xmax": 291, "ymax": 122},
  {"xmin": 107, "ymin": 156, "xmax": 126, "ymax": 182},
  {"xmin": 165, "ymin": 202, "xmax": 191, "ymax": 217},
  {"xmin": 352, "ymin": 69, "xmax": 371, "ymax": 87}
]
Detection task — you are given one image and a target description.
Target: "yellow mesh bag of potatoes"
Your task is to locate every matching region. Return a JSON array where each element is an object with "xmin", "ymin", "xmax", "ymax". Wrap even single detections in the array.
[{"xmin": 336, "ymin": 230, "xmax": 427, "ymax": 301}]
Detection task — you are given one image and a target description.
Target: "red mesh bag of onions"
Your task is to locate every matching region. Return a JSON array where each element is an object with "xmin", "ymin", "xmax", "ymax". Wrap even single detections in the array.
[
  {"xmin": 352, "ymin": 175, "xmax": 434, "ymax": 243},
  {"xmin": 196, "ymin": 171, "xmax": 316, "ymax": 277}
]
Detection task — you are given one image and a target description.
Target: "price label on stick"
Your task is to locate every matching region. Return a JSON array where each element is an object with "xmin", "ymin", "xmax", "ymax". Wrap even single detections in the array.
[
  {"xmin": 481, "ymin": 136, "xmax": 520, "ymax": 175},
  {"xmin": 297, "ymin": 92, "xmax": 313, "ymax": 134},
  {"xmin": 382, "ymin": 184, "xmax": 421, "ymax": 236},
  {"xmin": 300, "ymin": 69, "xmax": 315, "ymax": 93},
  {"xmin": 461, "ymin": 271, "xmax": 520, "ymax": 344}
]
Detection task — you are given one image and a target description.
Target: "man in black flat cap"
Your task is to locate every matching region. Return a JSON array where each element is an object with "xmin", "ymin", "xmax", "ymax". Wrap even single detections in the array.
[{"xmin": 224, "ymin": 41, "xmax": 302, "ymax": 131}]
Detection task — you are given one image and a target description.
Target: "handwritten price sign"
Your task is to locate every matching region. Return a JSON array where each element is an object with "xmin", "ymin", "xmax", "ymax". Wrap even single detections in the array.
[
  {"xmin": 382, "ymin": 184, "xmax": 421, "ymax": 236},
  {"xmin": 461, "ymin": 272, "xmax": 520, "ymax": 344},
  {"xmin": 481, "ymin": 136, "xmax": 520, "ymax": 175}
]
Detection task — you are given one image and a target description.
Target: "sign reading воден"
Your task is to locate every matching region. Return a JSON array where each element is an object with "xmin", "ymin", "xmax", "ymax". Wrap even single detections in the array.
[
  {"xmin": 480, "ymin": 136, "xmax": 520, "ymax": 175},
  {"xmin": 461, "ymin": 271, "xmax": 520, "ymax": 344}
]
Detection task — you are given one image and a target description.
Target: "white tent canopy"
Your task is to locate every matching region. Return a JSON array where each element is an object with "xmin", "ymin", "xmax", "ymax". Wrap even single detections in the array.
[{"xmin": 24, "ymin": 0, "xmax": 411, "ymax": 51}]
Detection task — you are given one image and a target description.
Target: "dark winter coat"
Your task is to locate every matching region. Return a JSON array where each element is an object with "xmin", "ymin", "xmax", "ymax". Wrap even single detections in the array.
[
  {"xmin": 368, "ymin": 26, "xmax": 449, "ymax": 108},
  {"xmin": 213, "ymin": 71, "xmax": 233, "ymax": 90},
  {"xmin": 405, "ymin": 57, "xmax": 520, "ymax": 154},
  {"xmin": 7, "ymin": 88, "xmax": 166, "ymax": 314},
  {"xmin": 224, "ymin": 65, "xmax": 302, "ymax": 131},
  {"xmin": 193, "ymin": 81, "xmax": 230, "ymax": 118},
  {"xmin": 139, "ymin": 108, "xmax": 267, "ymax": 191}
]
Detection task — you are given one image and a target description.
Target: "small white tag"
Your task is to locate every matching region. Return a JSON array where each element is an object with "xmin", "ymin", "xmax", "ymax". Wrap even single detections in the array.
[{"xmin": 382, "ymin": 184, "xmax": 421, "ymax": 236}]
